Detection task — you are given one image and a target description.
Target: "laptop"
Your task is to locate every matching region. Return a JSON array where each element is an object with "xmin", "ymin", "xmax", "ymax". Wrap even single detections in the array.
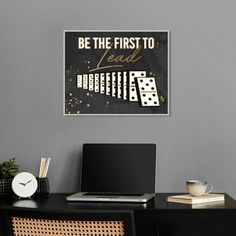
[{"xmin": 66, "ymin": 143, "xmax": 156, "ymax": 203}]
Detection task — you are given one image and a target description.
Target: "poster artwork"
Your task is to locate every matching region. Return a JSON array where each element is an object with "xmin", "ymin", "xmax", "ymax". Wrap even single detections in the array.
[{"xmin": 64, "ymin": 31, "xmax": 169, "ymax": 115}]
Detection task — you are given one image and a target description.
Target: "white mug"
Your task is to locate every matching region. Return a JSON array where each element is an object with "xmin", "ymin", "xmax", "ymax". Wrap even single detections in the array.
[{"xmin": 186, "ymin": 180, "xmax": 213, "ymax": 197}]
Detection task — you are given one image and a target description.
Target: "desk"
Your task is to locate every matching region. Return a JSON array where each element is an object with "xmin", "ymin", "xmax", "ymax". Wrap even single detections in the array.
[{"xmin": 1, "ymin": 193, "xmax": 236, "ymax": 236}]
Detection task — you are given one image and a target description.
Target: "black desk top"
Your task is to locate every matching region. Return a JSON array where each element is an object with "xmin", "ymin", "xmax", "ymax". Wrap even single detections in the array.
[{"xmin": 1, "ymin": 193, "xmax": 236, "ymax": 213}]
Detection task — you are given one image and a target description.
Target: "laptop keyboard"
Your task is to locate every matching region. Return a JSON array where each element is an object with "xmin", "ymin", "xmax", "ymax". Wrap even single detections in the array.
[{"xmin": 84, "ymin": 192, "xmax": 143, "ymax": 197}]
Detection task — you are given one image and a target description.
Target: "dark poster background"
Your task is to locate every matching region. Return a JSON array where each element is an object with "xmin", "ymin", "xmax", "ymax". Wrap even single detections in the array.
[{"xmin": 64, "ymin": 31, "xmax": 169, "ymax": 115}]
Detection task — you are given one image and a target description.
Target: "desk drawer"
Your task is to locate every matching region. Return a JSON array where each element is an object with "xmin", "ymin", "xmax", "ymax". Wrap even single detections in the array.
[{"xmin": 159, "ymin": 212, "xmax": 236, "ymax": 236}]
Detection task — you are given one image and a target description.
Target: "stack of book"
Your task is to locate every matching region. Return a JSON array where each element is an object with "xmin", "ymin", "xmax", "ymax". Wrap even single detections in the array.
[{"xmin": 167, "ymin": 193, "xmax": 225, "ymax": 205}]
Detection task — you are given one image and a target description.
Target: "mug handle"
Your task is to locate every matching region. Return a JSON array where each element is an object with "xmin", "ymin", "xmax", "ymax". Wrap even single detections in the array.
[{"xmin": 205, "ymin": 183, "xmax": 213, "ymax": 194}]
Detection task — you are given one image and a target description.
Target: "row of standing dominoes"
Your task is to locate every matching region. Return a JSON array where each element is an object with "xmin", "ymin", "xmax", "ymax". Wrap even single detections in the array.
[{"xmin": 76, "ymin": 71, "xmax": 160, "ymax": 107}]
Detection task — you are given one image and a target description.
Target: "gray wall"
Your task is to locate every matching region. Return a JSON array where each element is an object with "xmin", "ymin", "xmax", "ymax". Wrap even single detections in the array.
[{"xmin": 0, "ymin": 0, "xmax": 236, "ymax": 196}]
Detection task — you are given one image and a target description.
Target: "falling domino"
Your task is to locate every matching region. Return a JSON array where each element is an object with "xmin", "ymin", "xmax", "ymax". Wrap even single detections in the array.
[
  {"xmin": 111, "ymin": 72, "xmax": 117, "ymax": 97},
  {"xmin": 94, "ymin": 73, "xmax": 99, "ymax": 92},
  {"xmin": 100, "ymin": 73, "xmax": 105, "ymax": 94},
  {"xmin": 88, "ymin": 74, "xmax": 94, "ymax": 91},
  {"xmin": 128, "ymin": 71, "xmax": 146, "ymax": 101},
  {"xmin": 116, "ymin": 72, "xmax": 122, "ymax": 99},
  {"xmin": 136, "ymin": 77, "xmax": 160, "ymax": 106},
  {"xmin": 106, "ymin": 73, "xmax": 111, "ymax": 95},
  {"xmin": 122, "ymin": 71, "xmax": 128, "ymax": 100},
  {"xmin": 77, "ymin": 74, "xmax": 83, "ymax": 88},
  {"xmin": 83, "ymin": 74, "xmax": 88, "ymax": 90}
]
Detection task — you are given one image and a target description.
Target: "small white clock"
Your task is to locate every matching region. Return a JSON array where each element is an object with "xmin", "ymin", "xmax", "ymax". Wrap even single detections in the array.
[{"xmin": 12, "ymin": 172, "xmax": 38, "ymax": 198}]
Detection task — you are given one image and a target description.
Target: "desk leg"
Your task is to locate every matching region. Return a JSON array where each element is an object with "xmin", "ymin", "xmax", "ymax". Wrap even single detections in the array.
[{"xmin": 0, "ymin": 209, "xmax": 8, "ymax": 236}]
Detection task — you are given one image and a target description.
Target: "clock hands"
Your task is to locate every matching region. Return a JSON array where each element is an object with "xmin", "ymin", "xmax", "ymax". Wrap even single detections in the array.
[
  {"xmin": 25, "ymin": 180, "xmax": 32, "ymax": 185},
  {"xmin": 18, "ymin": 179, "xmax": 33, "ymax": 186}
]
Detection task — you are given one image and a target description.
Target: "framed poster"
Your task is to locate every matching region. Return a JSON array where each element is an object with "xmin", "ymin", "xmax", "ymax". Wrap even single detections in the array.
[{"xmin": 63, "ymin": 30, "xmax": 169, "ymax": 115}]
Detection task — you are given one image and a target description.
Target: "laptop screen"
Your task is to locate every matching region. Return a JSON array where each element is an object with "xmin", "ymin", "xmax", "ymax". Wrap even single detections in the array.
[{"xmin": 81, "ymin": 143, "xmax": 156, "ymax": 193}]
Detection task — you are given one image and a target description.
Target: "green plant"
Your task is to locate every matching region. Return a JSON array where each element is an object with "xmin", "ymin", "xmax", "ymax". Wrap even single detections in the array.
[{"xmin": 0, "ymin": 158, "xmax": 19, "ymax": 178}]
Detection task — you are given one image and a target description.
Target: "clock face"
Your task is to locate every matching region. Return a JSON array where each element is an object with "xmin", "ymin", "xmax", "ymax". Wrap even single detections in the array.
[{"xmin": 12, "ymin": 172, "xmax": 38, "ymax": 198}]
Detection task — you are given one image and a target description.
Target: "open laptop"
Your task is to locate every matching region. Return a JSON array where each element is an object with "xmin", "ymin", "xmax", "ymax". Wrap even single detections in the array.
[{"xmin": 66, "ymin": 143, "xmax": 156, "ymax": 203}]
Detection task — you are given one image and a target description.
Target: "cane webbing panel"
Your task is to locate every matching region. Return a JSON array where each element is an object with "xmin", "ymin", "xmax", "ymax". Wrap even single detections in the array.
[{"xmin": 12, "ymin": 217, "xmax": 125, "ymax": 236}]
